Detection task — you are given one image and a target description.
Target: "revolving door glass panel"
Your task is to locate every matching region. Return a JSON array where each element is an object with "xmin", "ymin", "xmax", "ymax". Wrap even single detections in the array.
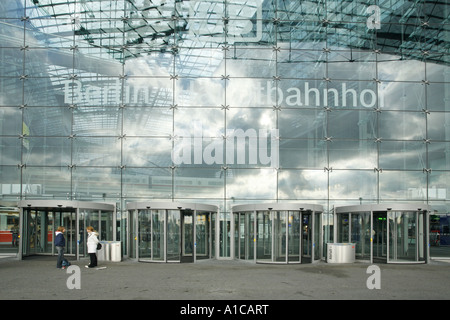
[
  {"xmin": 373, "ymin": 212, "xmax": 388, "ymax": 262},
  {"xmin": 167, "ymin": 210, "xmax": 180, "ymax": 262},
  {"xmin": 288, "ymin": 211, "xmax": 301, "ymax": 262},
  {"xmin": 181, "ymin": 210, "xmax": 193, "ymax": 262},
  {"xmin": 256, "ymin": 211, "xmax": 272, "ymax": 261},
  {"xmin": 388, "ymin": 211, "xmax": 427, "ymax": 263},
  {"xmin": 138, "ymin": 209, "xmax": 166, "ymax": 262},
  {"xmin": 238, "ymin": 212, "xmax": 254, "ymax": 260},
  {"xmin": 196, "ymin": 211, "xmax": 211, "ymax": 260},
  {"xmin": 336, "ymin": 212, "xmax": 371, "ymax": 261}
]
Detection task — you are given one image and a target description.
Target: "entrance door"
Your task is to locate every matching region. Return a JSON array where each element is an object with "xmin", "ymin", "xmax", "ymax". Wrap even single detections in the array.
[
  {"xmin": 181, "ymin": 210, "xmax": 194, "ymax": 262},
  {"xmin": 195, "ymin": 212, "xmax": 210, "ymax": 260},
  {"xmin": 55, "ymin": 209, "xmax": 76, "ymax": 257},
  {"xmin": 288, "ymin": 211, "xmax": 301, "ymax": 262},
  {"xmin": 238, "ymin": 212, "xmax": 254, "ymax": 260},
  {"xmin": 373, "ymin": 212, "xmax": 387, "ymax": 262},
  {"xmin": 22, "ymin": 208, "xmax": 76, "ymax": 257},
  {"xmin": 273, "ymin": 211, "xmax": 286, "ymax": 262},
  {"xmin": 387, "ymin": 210, "xmax": 426, "ymax": 263},
  {"xmin": 302, "ymin": 212, "xmax": 312, "ymax": 263}
]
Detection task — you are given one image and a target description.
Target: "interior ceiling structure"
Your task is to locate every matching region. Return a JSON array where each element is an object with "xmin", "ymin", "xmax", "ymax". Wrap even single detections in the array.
[
  {"xmin": 4, "ymin": 0, "xmax": 449, "ymax": 65},
  {"xmin": 0, "ymin": 0, "xmax": 448, "ymax": 147}
]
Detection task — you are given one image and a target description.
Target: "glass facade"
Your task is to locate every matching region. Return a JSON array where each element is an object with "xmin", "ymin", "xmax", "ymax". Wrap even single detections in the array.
[{"xmin": 1, "ymin": 1, "xmax": 449, "ymax": 258}]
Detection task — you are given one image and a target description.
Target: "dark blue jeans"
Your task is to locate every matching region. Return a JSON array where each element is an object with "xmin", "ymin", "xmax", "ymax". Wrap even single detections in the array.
[{"xmin": 56, "ymin": 246, "xmax": 65, "ymax": 268}]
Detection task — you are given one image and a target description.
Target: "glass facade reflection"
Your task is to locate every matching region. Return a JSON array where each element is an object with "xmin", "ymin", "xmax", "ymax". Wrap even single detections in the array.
[{"xmin": 1, "ymin": 1, "xmax": 449, "ymax": 258}]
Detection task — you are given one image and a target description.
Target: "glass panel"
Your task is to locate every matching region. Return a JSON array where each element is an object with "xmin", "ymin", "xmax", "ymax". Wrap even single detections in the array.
[
  {"xmin": 227, "ymin": 169, "xmax": 277, "ymax": 200},
  {"xmin": 329, "ymin": 170, "xmax": 378, "ymax": 201},
  {"xmin": 389, "ymin": 211, "xmax": 417, "ymax": 262},
  {"xmin": 219, "ymin": 212, "xmax": 231, "ymax": 258},
  {"xmin": 182, "ymin": 212, "xmax": 193, "ymax": 257},
  {"xmin": 337, "ymin": 213, "xmax": 349, "ymax": 243},
  {"xmin": 196, "ymin": 211, "xmax": 209, "ymax": 259},
  {"xmin": 248, "ymin": 212, "xmax": 255, "ymax": 260},
  {"xmin": 129, "ymin": 210, "xmax": 136, "ymax": 259},
  {"xmin": 256, "ymin": 211, "xmax": 271, "ymax": 261},
  {"xmin": 373, "ymin": 212, "xmax": 387, "ymax": 261},
  {"xmin": 0, "ymin": 207, "xmax": 20, "ymax": 255},
  {"xmin": 152, "ymin": 210, "xmax": 165, "ymax": 261},
  {"xmin": 329, "ymin": 140, "xmax": 377, "ymax": 169},
  {"xmin": 26, "ymin": 210, "xmax": 37, "ymax": 255},
  {"xmin": 23, "ymin": 167, "xmax": 71, "ymax": 199},
  {"xmin": 53, "ymin": 210, "xmax": 76, "ymax": 256},
  {"xmin": 238, "ymin": 213, "xmax": 245, "ymax": 259},
  {"xmin": 119, "ymin": 210, "xmax": 127, "ymax": 256},
  {"xmin": 302, "ymin": 213, "xmax": 311, "ymax": 258},
  {"xmin": 238, "ymin": 212, "xmax": 254, "ymax": 260},
  {"xmin": 0, "ymin": 136, "xmax": 22, "ymax": 166},
  {"xmin": 234, "ymin": 213, "xmax": 239, "ymax": 259},
  {"xmin": 378, "ymin": 111, "xmax": 425, "ymax": 140},
  {"xmin": 288, "ymin": 211, "xmax": 300, "ymax": 262},
  {"xmin": 138, "ymin": 209, "xmax": 151, "ymax": 259},
  {"xmin": 379, "ymin": 171, "xmax": 427, "ymax": 201},
  {"xmin": 314, "ymin": 212, "xmax": 321, "ymax": 260},
  {"xmin": 78, "ymin": 209, "xmax": 86, "ymax": 257},
  {"xmin": 63, "ymin": 211, "xmax": 76, "ymax": 256},
  {"xmin": 211, "ymin": 213, "xmax": 216, "ymax": 258},
  {"xmin": 85, "ymin": 210, "xmax": 99, "ymax": 239},
  {"xmin": 418, "ymin": 211, "xmax": 425, "ymax": 262},
  {"xmin": 38, "ymin": 210, "xmax": 53, "ymax": 254},
  {"xmin": 278, "ymin": 170, "xmax": 328, "ymax": 200},
  {"xmin": 351, "ymin": 212, "xmax": 371, "ymax": 260},
  {"xmin": 101, "ymin": 210, "xmax": 113, "ymax": 241},
  {"xmin": 379, "ymin": 141, "xmax": 426, "ymax": 170},
  {"xmin": 279, "ymin": 139, "xmax": 327, "ymax": 169},
  {"xmin": 167, "ymin": 210, "xmax": 180, "ymax": 261},
  {"xmin": 273, "ymin": 211, "xmax": 286, "ymax": 262}
]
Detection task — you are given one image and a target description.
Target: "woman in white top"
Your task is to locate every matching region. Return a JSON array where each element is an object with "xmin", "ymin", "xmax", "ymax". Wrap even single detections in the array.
[{"xmin": 86, "ymin": 226, "xmax": 99, "ymax": 268}]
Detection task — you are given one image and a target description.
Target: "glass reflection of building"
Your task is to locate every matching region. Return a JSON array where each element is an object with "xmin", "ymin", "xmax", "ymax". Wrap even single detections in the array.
[{"xmin": 0, "ymin": 1, "xmax": 449, "ymax": 261}]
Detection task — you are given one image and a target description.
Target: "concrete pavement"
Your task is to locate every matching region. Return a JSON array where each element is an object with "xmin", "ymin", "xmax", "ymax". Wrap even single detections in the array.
[{"xmin": 0, "ymin": 256, "xmax": 449, "ymax": 301}]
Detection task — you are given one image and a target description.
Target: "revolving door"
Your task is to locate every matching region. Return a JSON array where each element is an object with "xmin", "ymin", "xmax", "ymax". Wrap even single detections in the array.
[
  {"xmin": 335, "ymin": 204, "xmax": 430, "ymax": 264},
  {"xmin": 232, "ymin": 204, "xmax": 324, "ymax": 264},
  {"xmin": 18, "ymin": 200, "xmax": 115, "ymax": 260},
  {"xmin": 127, "ymin": 202, "xmax": 218, "ymax": 263}
]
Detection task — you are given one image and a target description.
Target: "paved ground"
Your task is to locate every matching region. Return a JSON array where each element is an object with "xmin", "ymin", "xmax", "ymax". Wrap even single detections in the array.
[{"xmin": 1, "ymin": 256, "xmax": 449, "ymax": 303}]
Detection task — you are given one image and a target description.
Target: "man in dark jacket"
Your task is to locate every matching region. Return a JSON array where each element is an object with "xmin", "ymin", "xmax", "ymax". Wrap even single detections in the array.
[{"xmin": 54, "ymin": 226, "xmax": 66, "ymax": 269}]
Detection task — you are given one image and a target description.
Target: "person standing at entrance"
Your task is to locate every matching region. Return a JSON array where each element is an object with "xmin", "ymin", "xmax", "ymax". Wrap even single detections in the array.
[
  {"xmin": 86, "ymin": 226, "xmax": 99, "ymax": 268},
  {"xmin": 54, "ymin": 226, "xmax": 66, "ymax": 269}
]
